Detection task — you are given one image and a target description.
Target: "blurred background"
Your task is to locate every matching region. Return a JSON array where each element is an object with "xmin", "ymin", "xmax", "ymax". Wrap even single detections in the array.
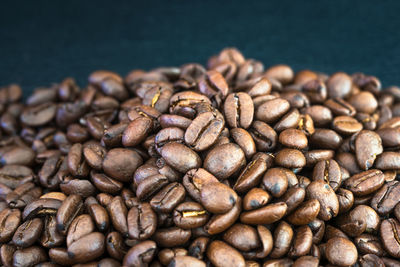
[{"xmin": 1, "ymin": 0, "xmax": 400, "ymax": 95}]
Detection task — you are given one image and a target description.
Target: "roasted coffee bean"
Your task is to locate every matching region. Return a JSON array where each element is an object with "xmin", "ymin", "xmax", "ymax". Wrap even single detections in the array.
[
  {"xmin": 325, "ymin": 237, "xmax": 358, "ymax": 266},
  {"xmin": 262, "ymin": 168, "xmax": 289, "ymax": 197},
  {"xmin": 153, "ymin": 227, "xmax": 191, "ymax": 247},
  {"xmin": 102, "ymin": 148, "xmax": 143, "ymax": 182},
  {"xmin": 40, "ymin": 215, "xmax": 65, "ymax": 248},
  {"xmin": 324, "ymin": 98, "xmax": 356, "ymax": 116},
  {"xmin": 287, "ymin": 199, "xmax": 320, "ymax": 225},
  {"xmin": 270, "ymin": 221, "xmax": 293, "ymax": 258},
  {"xmin": 333, "ymin": 115, "xmax": 363, "ymax": 135},
  {"xmin": 380, "ymin": 218, "xmax": 400, "ymax": 257},
  {"xmin": 375, "ymin": 151, "xmax": 400, "ymax": 170},
  {"xmin": 161, "ymin": 143, "xmax": 201, "ymax": 173},
  {"xmin": 122, "ymin": 117, "xmax": 153, "ymax": 147},
  {"xmin": 204, "ymin": 197, "xmax": 241, "ymax": 235},
  {"xmin": 204, "ymin": 143, "xmax": 245, "ymax": 179},
  {"xmin": 207, "ymin": 240, "xmax": 245, "ymax": 267},
  {"xmin": 355, "ymin": 130, "xmax": 383, "ymax": 170},
  {"xmin": 256, "ymin": 97, "xmax": 290, "ymax": 124},
  {"xmin": 306, "ymin": 180, "xmax": 339, "ymax": 221},
  {"xmin": 344, "ymin": 169, "xmax": 384, "ymax": 196},
  {"xmin": 13, "ymin": 246, "xmax": 48, "ymax": 267},
  {"xmin": 184, "ymin": 111, "xmax": 224, "ymax": 151},
  {"xmin": 312, "ymin": 159, "xmax": 342, "ymax": 191},
  {"xmin": 354, "ymin": 233, "xmax": 386, "ymax": 256},
  {"xmin": 275, "ymin": 148, "xmax": 306, "ymax": 170},
  {"xmin": 234, "ymin": 153, "xmax": 269, "ymax": 193},
  {"xmin": 127, "ymin": 202, "xmax": 157, "ymax": 240},
  {"xmin": 12, "ymin": 217, "xmax": 43, "ymax": 247},
  {"xmin": 0, "ymin": 208, "xmax": 21, "ymax": 242},
  {"xmin": 278, "ymin": 128, "xmax": 308, "ymax": 149},
  {"xmin": 240, "ymin": 202, "xmax": 287, "ymax": 225},
  {"xmin": 303, "ymin": 105, "xmax": 333, "ymax": 127},
  {"xmin": 224, "ymin": 92, "xmax": 254, "ymax": 129},
  {"xmin": 310, "ymin": 129, "xmax": 343, "ymax": 150},
  {"xmin": 88, "ymin": 203, "xmax": 109, "ymax": 232},
  {"xmin": 67, "ymin": 232, "xmax": 105, "ymax": 263},
  {"xmin": 288, "ymin": 225, "xmax": 313, "ymax": 257},
  {"xmin": 327, "ymin": 72, "xmax": 353, "ymax": 99},
  {"xmin": 249, "ymin": 121, "xmax": 278, "ymax": 151},
  {"xmin": 230, "ymin": 128, "xmax": 256, "ymax": 159},
  {"xmin": 56, "ymin": 194, "xmax": 83, "ymax": 235},
  {"xmin": 371, "ymin": 180, "xmax": 400, "ymax": 215}
]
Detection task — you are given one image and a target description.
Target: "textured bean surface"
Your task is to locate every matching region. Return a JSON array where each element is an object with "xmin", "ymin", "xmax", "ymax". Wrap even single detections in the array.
[{"xmin": 0, "ymin": 48, "xmax": 399, "ymax": 266}]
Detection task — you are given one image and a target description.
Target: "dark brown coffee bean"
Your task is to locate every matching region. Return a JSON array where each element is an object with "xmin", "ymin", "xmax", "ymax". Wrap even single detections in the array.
[
  {"xmin": 22, "ymin": 198, "xmax": 61, "ymax": 220},
  {"xmin": 355, "ymin": 130, "xmax": 383, "ymax": 170},
  {"xmin": 0, "ymin": 146, "xmax": 35, "ymax": 166},
  {"xmin": 182, "ymin": 168, "xmax": 219, "ymax": 202},
  {"xmin": 327, "ymin": 72, "xmax": 353, "ymax": 99},
  {"xmin": 280, "ymin": 187, "xmax": 306, "ymax": 214},
  {"xmin": 56, "ymin": 194, "xmax": 83, "ymax": 235},
  {"xmin": 153, "ymin": 227, "xmax": 191, "ymax": 247},
  {"xmin": 207, "ymin": 240, "xmax": 245, "ymax": 267},
  {"xmin": 371, "ymin": 180, "xmax": 400, "ymax": 215},
  {"xmin": 275, "ymin": 148, "xmax": 306, "ymax": 169},
  {"xmin": 11, "ymin": 217, "xmax": 43, "ymax": 247},
  {"xmin": 122, "ymin": 117, "xmax": 153, "ymax": 147},
  {"xmin": 310, "ymin": 129, "xmax": 343, "ymax": 150},
  {"xmin": 127, "ymin": 202, "xmax": 157, "ymax": 240},
  {"xmin": 204, "ymin": 143, "xmax": 245, "ymax": 179},
  {"xmin": 0, "ymin": 164, "xmax": 34, "ymax": 189},
  {"xmin": 107, "ymin": 196, "xmax": 128, "ymax": 236},
  {"xmin": 88, "ymin": 203, "xmax": 109, "ymax": 232},
  {"xmin": 288, "ymin": 225, "xmax": 313, "ymax": 257},
  {"xmin": 102, "ymin": 148, "xmax": 143, "ymax": 182},
  {"xmin": 336, "ymin": 188, "xmax": 354, "ymax": 214},
  {"xmin": 136, "ymin": 174, "xmax": 169, "ymax": 201},
  {"xmin": 375, "ymin": 152, "xmax": 400, "ymax": 170},
  {"xmin": 200, "ymin": 182, "xmax": 237, "ymax": 214},
  {"xmin": 333, "ymin": 115, "xmax": 363, "ymax": 135},
  {"xmin": 312, "ymin": 159, "xmax": 342, "ymax": 191},
  {"xmin": 40, "ymin": 215, "xmax": 65, "ymax": 248},
  {"xmin": 382, "ymin": 257, "xmax": 400, "ymax": 267},
  {"xmin": 230, "ymin": 128, "xmax": 256, "ymax": 159},
  {"xmin": 184, "ymin": 111, "xmax": 224, "ymax": 151},
  {"xmin": 278, "ymin": 128, "xmax": 308, "ymax": 149},
  {"xmin": 325, "ymin": 237, "xmax": 357, "ymax": 266},
  {"xmin": 240, "ymin": 202, "xmax": 287, "ymax": 225},
  {"xmin": 302, "ymin": 105, "xmax": 333, "ymax": 127},
  {"xmin": 234, "ymin": 154, "xmax": 269, "ymax": 193},
  {"xmin": 0, "ymin": 243, "xmax": 16, "ymax": 267},
  {"xmin": 223, "ymin": 223, "xmax": 260, "ymax": 252},
  {"xmin": 262, "ymin": 168, "xmax": 289, "ymax": 197},
  {"xmin": 324, "ymin": 98, "xmax": 356, "ymax": 116},
  {"xmin": 349, "ymin": 91, "xmax": 378, "ymax": 114},
  {"xmin": 249, "ymin": 121, "xmax": 278, "ymax": 151},
  {"xmin": 269, "ymin": 221, "xmax": 293, "ymax": 258},
  {"xmin": 150, "ymin": 182, "xmax": 185, "ymax": 213},
  {"xmin": 66, "ymin": 214, "xmax": 94, "ymax": 246},
  {"xmin": 380, "ymin": 218, "xmax": 400, "ymax": 258},
  {"xmin": 13, "ymin": 246, "xmax": 47, "ymax": 267},
  {"xmin": 123, "ymin": 240, "xmax": 157, "ymax": 267},
  {"xmin": 161, "ymin": 143, "xmax": 201, "ymax": 173},
  {"xmin": 306, "ymin": 180, "xmax": 339, "ymax": 221},
  {"xmin": 224, "ymin": 92, "xmax": 254, "ymax": 129},
  {"xmin": 205, "ymin": 197, "xmax": 241, "ymax": 235},
  {"xmin": 287, "ymin": 199, "xmax": 320, "ymax": 225},
  {"xmin": 256, "ymin": 98, "xmax": 290, "ymax": 124},
  {"xmin": 68, "ymin": 232, "xmax": 105, "ymax": 263},
  {"xmin": 274, "ymin": 108, "xmax": 301, "ymax": 132},
  {"xmin": 355, "ymin": 233, "xmax": 386, "ymax": 256},
  {"xmin": 292, "ymin": 256, "xmax": 319, "ymax": 267},
  {"xmin": 344, "ymin": 169, "xmax": 384, "ymax": 196},
  {"xmin": 21, "ymin": 103, "xmax": 57, "ymax": 127}
]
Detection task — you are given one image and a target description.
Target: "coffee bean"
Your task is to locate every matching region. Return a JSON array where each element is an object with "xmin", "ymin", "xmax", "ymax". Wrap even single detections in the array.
[
  {"xmin": 355, "ymin": 130, "xmax": 383, "ymax": 170},
  {"xmin": 380, "ymin": 218, "xmax": 400, "ymax": 258},
  {"xmin": 204, "ymin": 143, "xmax": 245, "ymax": 179},
  {"xmin": 344, "ymin": 169, "xmax": 384, "ymax": 196},
  {"xmin": 207, "ymin": 240, "xmax": 245, "ymax": 267},
  {"xmin": 306, "ymin": 180, "xmax": 339, "ymax": 221},
  {"xmin": 325, "ymin": 237, "xmax": 358, "ymax": 266}
]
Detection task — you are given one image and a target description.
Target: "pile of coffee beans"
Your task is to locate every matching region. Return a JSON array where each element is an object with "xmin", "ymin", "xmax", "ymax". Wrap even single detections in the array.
[{"xmin": 1, "ymin": 48, "xmax": 400, "ymax": 267}]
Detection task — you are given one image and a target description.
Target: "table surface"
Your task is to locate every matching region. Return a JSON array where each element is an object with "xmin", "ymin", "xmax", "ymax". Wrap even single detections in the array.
[{"xmin": 1, "ymin": 0, "xmax": 400, "ymax": 95}]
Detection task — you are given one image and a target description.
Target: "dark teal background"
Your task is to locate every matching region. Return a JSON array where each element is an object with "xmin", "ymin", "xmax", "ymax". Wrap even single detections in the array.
[{"xmin": 1, "ymin": 1, "xmax": 400, "ymax": 94}]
